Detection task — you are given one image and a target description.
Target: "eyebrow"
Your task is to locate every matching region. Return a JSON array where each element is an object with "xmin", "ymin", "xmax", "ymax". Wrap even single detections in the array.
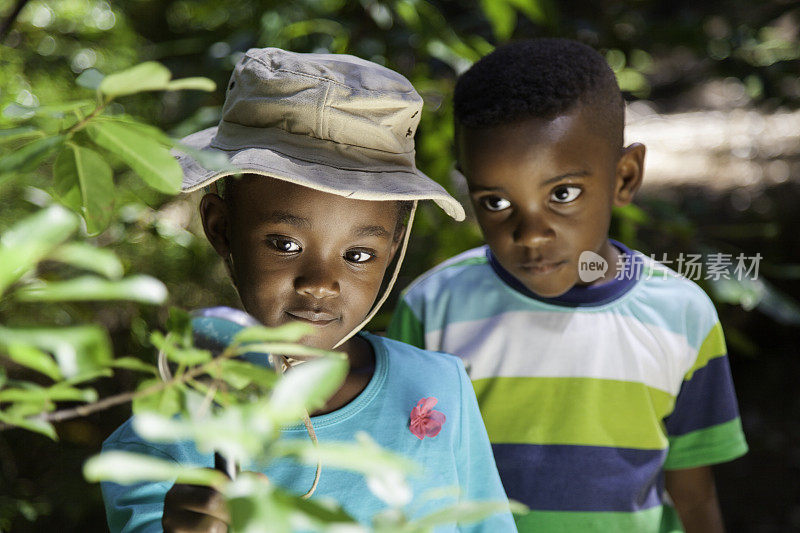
[
  {"xmin": 354, "ymin": 225, "xmax": 391, "ymax": 239},
  {"xmin": 266, "ymin": 212, "xmax": 390, "ymax": 238},
  {"xmin": 265, "ymin": 211, "xmax": 311, "ymax": 228},
  {"xmin": 468, "ymin": 170, "xmax": 591, "ymax": 193}
]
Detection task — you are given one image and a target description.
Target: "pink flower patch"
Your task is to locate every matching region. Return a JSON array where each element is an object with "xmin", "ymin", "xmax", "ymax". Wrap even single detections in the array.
[{"xmin": 409, "ymin": 397, "xmax": 446, "ymax": 440}]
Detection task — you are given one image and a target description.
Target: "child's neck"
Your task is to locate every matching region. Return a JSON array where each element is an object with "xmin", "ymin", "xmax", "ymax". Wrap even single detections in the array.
[
  {"xmin": 311, "ymin": 335, "xmax": 375, "ymax": 416},
  {"xmin": 593, "ymin": 239, "xmax": 623, "ymax": 286}
]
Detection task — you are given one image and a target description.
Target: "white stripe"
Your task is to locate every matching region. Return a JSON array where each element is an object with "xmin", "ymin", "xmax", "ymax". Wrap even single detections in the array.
[{"xmin": 425, "ymin": 310, "xmax": 696, "ymax": 396}]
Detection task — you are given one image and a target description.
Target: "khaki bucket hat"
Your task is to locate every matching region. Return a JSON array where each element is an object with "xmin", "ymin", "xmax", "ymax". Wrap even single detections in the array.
[{"xmin": 175, "ymin": 47, "xmax": 465, "ymax": 222}]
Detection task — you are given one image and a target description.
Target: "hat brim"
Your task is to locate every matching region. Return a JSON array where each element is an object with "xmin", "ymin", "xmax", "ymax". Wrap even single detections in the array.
[{"xmin": 175, "ymin": 126, "xmax": 465, "ymax": 221}]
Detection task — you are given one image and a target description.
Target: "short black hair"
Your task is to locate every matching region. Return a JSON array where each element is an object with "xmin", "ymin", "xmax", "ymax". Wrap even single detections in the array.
[
  {"xmin": 454, "ymin": 38, "xmax": 624, "ymax": 150},
  {"xmin": 221, "ymin": 175, "xmax": 412, "ymax": 242}
]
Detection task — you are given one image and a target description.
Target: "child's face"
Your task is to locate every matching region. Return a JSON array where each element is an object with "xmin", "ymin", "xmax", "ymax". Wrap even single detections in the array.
[
  {"xmin": 201, "ymin": 176, "xmax": 401, "ymax": 350},
  {"xmin": 457, "ymin": 106, "xmax": 643, "ymax": 298}
]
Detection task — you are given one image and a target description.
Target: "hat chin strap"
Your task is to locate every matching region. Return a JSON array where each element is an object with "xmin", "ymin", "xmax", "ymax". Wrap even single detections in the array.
[
  {"xmin": 157, "ymin": 201, "xmax": 417, "ymax": 499},
  {"xmin": 334, "ymin": 200, "xmax": 416, "ymax": 350}
]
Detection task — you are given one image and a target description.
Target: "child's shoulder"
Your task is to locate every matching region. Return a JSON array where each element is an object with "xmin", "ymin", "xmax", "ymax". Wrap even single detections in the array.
[
  {"xmin": 366, "ymin": 333, "xmax": 469, "ymax": 390},
  {"xmin": 402, "ymin": 245, "xmax": 491, "ymax": 297},
  {"xmin": 631, "ymin": 251, "xmax": 717, "ymax": 311},
  {"xmin": 370, "ymin": 333, "xmax": 464, "ymax": 370},
  {"xmin": 626, "ymin": 250, "xmax": 721, "ymax": 343}
]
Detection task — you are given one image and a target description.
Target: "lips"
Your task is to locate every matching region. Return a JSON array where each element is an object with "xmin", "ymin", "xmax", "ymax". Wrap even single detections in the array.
[
  {"xmin": 285, "ymin": 309, "xmax": 340, "ymax": 325},
  {"xmin": 518, "ymin": 260, "xmax": 567, "ymax": 275}
]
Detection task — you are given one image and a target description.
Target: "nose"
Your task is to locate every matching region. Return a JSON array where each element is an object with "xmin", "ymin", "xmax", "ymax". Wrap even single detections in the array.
[
  {"xmin": 512, "ymin": 211, "xmax": 555, "ymax": 248},
  {"xmin": 294, "ymin": 262, "xmax": 340, "ymax": 299}
]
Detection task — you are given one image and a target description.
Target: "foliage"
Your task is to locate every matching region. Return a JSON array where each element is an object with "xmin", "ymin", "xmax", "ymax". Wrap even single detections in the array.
[
  {"xmin": 1, "ymin": 0, "xmax": 798, "ymax": 530},
  {"xmin": 0, "ymin": 58, "xmax": 519, "ymax": 531}
]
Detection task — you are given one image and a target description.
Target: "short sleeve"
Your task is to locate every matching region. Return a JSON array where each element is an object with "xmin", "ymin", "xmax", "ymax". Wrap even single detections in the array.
[
  {"xmin": 386, "ymin": 295, "xmax": 426, "ymax": 349},
  {"xmin": 101, "ymin": 440, "xmax": 177, "ymax": 533},
  {"xmin": 663, "ymin": 320, "xmax": 748, "ymax": 470},
  {"xmin": 453, "ymin": 359, "xmax": 518, "ymax": 532}
]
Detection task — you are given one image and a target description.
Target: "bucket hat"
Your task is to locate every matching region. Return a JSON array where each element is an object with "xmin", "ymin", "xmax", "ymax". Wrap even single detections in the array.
[{"xmin": 175, "ymin": 47, "xmax": 465, "ymax": 221}]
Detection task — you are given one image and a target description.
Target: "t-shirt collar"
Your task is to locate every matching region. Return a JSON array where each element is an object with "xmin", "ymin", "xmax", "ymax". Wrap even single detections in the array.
[{"xmin": 487, "ymin": 239, "xmax": 641, "ymax": 307}]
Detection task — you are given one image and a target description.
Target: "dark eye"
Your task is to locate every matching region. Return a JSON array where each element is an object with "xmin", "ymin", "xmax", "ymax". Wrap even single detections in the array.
[
  {"xmin": 551, "ymin": 186, "xmax": 581, "ymax": 203},
  {"xmin": 268, "ymin": 237, "xmax": 301, "ymax": 253},
  {"xmin": 479, "ymin": 195, "xmax": 511, "ymax": 212},
  {"xmin": 344, "ymin": 249, "xmax": 375, "ymax": 264}
]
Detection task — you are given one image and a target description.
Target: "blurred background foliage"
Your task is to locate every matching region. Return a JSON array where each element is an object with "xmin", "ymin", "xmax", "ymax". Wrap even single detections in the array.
[{"xmin": 0, "ymin": 0, "xmax": 798, "ymax": 530}]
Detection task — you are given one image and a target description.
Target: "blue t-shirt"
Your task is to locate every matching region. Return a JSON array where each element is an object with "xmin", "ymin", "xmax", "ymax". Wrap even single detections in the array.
[{"xmin": 102, "ymin": 332, "xmax": 517, "ymax": 532}]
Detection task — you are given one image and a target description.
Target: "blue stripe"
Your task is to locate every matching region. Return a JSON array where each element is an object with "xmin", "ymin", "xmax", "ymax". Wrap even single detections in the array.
[
  {"xmin": 492, "ymin": 443, "xmax": 666, "ymax": 512},
  {"xmin": 664, "ymin": 355, "xmax": 740, "ymax": 436}
]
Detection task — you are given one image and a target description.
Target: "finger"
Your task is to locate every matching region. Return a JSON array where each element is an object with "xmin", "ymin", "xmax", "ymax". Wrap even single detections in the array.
[
  {"xmin": 164, "ymin": 484, "xmax": 230, "ymax": 523},
  {"xmin": 162, "ymin": 508, "xmax": 228, "ymax": 533}
]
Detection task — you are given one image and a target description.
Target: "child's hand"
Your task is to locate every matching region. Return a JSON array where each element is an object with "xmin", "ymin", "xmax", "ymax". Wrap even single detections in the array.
[{"xmin": 162, "ymin": 483, "xmax": 229, "ymax": 533}]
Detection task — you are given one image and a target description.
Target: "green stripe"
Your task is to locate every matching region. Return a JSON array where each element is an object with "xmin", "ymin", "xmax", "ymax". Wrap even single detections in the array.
[
  {"xmin": 686, "ymin": 322, "xmax": 726, "ymax": 380},
  {"xmin": 385, "ymin": 299, "xmax": 425, "ymax": 349},
  {"xmin": 664, "ymin": 418, "xmax": 748, "ymax": 470},
  {"xmin": 515, "ymin": 504, "xmax": 683, "ymax": 532},
  {"xmin": 472, "ymin": 377, "xmax": 674, "ymax": 449},
  {"xmin": 641, "ymin": 265, "xmax": 671, "ymax": 279}
]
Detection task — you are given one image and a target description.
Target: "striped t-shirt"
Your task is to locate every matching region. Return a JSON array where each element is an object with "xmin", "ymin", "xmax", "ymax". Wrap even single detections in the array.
[{"xmin": 387, "ymin": 243, "xmax": 747, "ymax": 532}]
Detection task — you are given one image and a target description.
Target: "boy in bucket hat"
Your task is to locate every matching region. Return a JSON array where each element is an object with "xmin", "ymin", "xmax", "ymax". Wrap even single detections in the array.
[{"xmin": 100, "ymin": 48, "xmax": 517, "ymax": 532}]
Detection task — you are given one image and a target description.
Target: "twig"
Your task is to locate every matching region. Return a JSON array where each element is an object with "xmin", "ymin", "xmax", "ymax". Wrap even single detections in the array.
[
  {"xmin": 67, "ymin": 100, "xmax": 110, "ymax": 134},
  {"xmin": 0, "ymin": 345, "xmax": 239, "ymax": 431}
]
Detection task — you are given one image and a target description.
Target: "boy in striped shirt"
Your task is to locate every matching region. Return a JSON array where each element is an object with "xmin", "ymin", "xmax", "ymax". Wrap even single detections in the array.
[{"xmin": 387, "ymin": 39, "xmax": 747, "ymax": 532}]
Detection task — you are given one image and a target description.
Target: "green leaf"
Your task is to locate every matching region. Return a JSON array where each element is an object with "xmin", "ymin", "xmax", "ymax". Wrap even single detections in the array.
[
  {"xmin": 83, "ymin": 451, "xmax": 227, "ymax": 486},
  {"xmin": 132, "ymin": 379, "xmax": 183, "ymax": 417},
  {"xmin": 0, "ymin": 324, "xmax": 112, "ymax": 380},
  {"xmin": 76, "ymin": 68, "xmax": 104, "ymax": 90},
  {"xmin": 268, "ymin": 356, "xmax": 348, "ymax": 420},
  {"xmin": 224, "ymin": 475, "xmax": 291, "ymax": 533},
  {"xmin": 413, "ymin": 500, "xmax": 526, "ymax": 529},
  {"xmin": 5, "ymin": 343, "xmax": 62, "ymax": 380},
  {"xmin": 15, "ymin": 275, "xmax": 167, "ymax": 304},
  {"xmin": 86, "ymin": 121, "xmax": 182, "ymax": 194},
  {"xmin": 167, "ymin": 307, "xmax": 192, "ymax": 347},
  {"xmin": 53, "ymin": 143, "xmax": 115, "ymax": 235},
  {"xmin": 274, "ymin": 432, "xmax": 418, "ymax": 478},
  {"xmin": 272, "ymin": 486, "xmax": 355, "ymax": 524},
  {"xmin": 133, "ymin": 404, "xmax": 278, "ymax": 460},
  {"xmin": 613, "ymin": 204, "xmax": 651, "ymax": 225},
  {"xmin": 47, "ymin": 242, "xmax": 124, "ymax": 279},
  {"xmin": 165, "ymin": 77, "xmax": 217, "ymax": 92},
  {"xmin": 2, "ymin": 103, "xmax": 36, "ymax": 120},
  {"xmin": 150, "ymin": 331, "xmax": 211, "ymax": 366},
  {"xmin": 100, "ymin": 116, "xmax": 176, "ymax": 147},
  {"xmin": 0, "ymin": 411, "xmax": 57, "ymax": 440},
  {"xmin": 0, "ymin": 383, "xmax": 96, "ymax": 403},
  {"xmin": 506, "ymin": 0, "xmax": 546, "ymax": 23},
  {"xmin": 98, "ymin": 62, "xmax": 172, "ymax": 98},
  {"xmin": 0, "ymin": 135, "xmax": 65, "ymax": 176},
  {"xmin": 234, "ymin": 342, "xmax": 339, "ymax": 360},
  {"xmin": 111, "ymin": 357, "xmax": 157, "ymax": 374},
  {"xmin": 232, "ymin": 323, "xmax": 312, "ymax": 345},
  {"xmin": 0, "ymin": 126, "xmax": 44, "ymax": 146},
  {"xmin": 480, "ymin": 0, "xmax": 516, "ymax": 40},
  {"xmin": 0, "ymin": 204, "xmax": 80, "ymax": 295},
  {"xmin": 218, "ymin": 359, "xmax": 277, "ymax": 390}
]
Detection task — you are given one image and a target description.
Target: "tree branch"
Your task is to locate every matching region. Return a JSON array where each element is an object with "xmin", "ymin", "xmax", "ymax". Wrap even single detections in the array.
[{"xmin": 0, "ymin": 347, "xmax": 240, "ymax": 431}]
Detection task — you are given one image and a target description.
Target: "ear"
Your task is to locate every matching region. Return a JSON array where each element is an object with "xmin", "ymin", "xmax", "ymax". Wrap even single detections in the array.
[
  {"xmin": 199, "ymin": 193, "xmax": 231, "ymax": 259},
  {"xmin": 388, "ymin": 228, "xmax": 404, "ymax": 264},
  {"xmin": 613, "ymin": 143, "xmax": 646, "ymax": 207}
]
